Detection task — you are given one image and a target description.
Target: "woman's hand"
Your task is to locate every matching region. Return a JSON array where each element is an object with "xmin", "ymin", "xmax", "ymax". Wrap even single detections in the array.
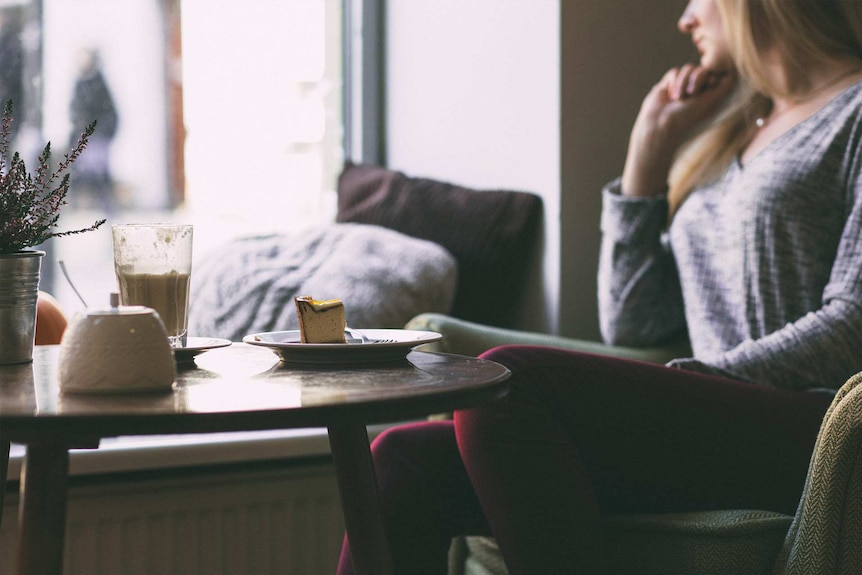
[{"xmin": 621, "ymin": 65, "xmax": 736, "ymax": 197}]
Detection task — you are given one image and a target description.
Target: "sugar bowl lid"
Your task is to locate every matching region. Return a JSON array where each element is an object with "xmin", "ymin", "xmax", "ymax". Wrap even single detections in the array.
[{"xmin": 85, "ymin": 292, "xmax": 151, "ymax": 316}]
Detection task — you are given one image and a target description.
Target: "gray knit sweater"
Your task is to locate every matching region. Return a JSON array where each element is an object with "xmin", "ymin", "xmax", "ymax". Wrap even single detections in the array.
[{"xmin": 599, "ymin": 80, "xmax": 862, "ymax": 391}]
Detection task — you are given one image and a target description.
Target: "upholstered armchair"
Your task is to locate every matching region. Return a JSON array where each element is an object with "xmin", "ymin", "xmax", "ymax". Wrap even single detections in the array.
[{"xmin": 405, "ymin": 312, "xmax": 862, "ymax": 575}]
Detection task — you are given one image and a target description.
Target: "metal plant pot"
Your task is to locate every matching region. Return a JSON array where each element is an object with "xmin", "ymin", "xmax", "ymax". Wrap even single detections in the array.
[{"xmin": 0, "ymin": 250, "xmax": 44, "ymax": 365}]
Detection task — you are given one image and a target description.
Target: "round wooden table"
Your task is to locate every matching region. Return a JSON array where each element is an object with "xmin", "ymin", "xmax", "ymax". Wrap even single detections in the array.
[{"xmin": 0, "ymin": 343, "xmax": 510, "ymax": 575}]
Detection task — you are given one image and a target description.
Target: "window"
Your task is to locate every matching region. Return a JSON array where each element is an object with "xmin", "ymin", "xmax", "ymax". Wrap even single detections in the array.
[{"xmin": 0, "ymin": 0, "xmax": 377, "ymax": 314}]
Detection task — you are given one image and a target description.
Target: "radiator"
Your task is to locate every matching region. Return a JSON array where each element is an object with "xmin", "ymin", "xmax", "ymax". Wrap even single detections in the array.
[{"xmin": 1, "ymin": 461, "xmax": 345, "ymax": 574}]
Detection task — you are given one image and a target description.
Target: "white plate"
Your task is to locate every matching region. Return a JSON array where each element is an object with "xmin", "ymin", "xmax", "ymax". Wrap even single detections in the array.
[
  {"xmin": 174, "ymin": 337, "xmax": 232, "ymax": 363},
  {"xmin": 242, "ymin": 329, "xmax": 442, "ymax": 364}
]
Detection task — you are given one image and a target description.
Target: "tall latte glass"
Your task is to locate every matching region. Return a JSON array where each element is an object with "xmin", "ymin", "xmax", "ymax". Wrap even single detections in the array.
[{"xmin": 112, "ymin": 224, "xmax": 193, "ymax": 348}]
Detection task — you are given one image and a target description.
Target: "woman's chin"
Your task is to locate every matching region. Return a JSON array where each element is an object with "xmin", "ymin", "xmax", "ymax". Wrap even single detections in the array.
[{"xmin": 700, "ymin": 54, "xmax": 735, "ymax": 75}]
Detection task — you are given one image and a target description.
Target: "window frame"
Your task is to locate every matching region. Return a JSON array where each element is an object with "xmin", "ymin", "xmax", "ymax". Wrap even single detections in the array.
[{"xmin": 343, "ymin": 0, "xmax": 385, "ymax": 166}]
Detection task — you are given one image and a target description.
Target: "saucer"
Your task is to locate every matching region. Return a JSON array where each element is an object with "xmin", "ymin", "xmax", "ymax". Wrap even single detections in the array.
[{"xmin": 174, "ymin": 337, "xmax": 232, "ymax": 363}]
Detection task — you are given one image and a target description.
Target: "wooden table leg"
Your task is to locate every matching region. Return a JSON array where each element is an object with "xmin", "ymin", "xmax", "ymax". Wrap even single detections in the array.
[
  {"xmin": 328, "ymin": 422, "xmax": 395, "ymax": 575},
  {"xmin": 0, "ymin": 433, "xmax": 8, "ymax": 529},
  {"xmin": 16, "ymin": 443, "xmax": 70, "ymax": 575}
]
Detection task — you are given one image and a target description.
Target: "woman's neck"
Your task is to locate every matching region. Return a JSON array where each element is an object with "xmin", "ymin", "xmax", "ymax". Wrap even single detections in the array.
[
  {"xmin": 765, "ymin": 51, "xmax": 862, "ymax": 114},
  {"xmin": 740, "ymin": 55, "xmax": 862, "ymax": 164}
]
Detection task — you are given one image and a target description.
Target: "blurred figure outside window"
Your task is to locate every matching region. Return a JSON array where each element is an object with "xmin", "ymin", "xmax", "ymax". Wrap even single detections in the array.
[{"xmin": 68, "ymin": 48, "xmax": 118, "ymax": 214}]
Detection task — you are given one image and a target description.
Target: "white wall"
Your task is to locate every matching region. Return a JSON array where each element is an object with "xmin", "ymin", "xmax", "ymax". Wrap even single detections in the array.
[
  {"xmin": 386, "ymin": 0, "xmax": 693, "ymax": 339},
  {"xmin": 385, "ymin": 0, "xmax": 560, "ymax": 333}
]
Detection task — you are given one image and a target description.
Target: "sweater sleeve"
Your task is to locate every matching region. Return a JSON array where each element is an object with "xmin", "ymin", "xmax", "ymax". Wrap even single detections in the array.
[{"xmin": 597, "ymin": 179, "xmax": 688, "ymax": 347}]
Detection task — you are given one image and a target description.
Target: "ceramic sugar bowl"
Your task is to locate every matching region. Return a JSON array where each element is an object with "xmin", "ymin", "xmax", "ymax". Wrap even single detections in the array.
[{"xmin": 59, "ymin": 293, "xmax": 176, "ymax": 393}]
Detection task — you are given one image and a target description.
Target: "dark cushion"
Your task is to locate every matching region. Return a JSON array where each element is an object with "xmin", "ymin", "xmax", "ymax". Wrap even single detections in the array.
[{"xmin": 336, "ymin": 162, "xmax": 543, "ymax": 327}]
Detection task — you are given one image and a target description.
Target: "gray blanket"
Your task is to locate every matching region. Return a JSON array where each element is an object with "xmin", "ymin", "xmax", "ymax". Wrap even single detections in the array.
[{"xmin": 189, "ymin": 223, "xmax": 457, "ymax": 341}]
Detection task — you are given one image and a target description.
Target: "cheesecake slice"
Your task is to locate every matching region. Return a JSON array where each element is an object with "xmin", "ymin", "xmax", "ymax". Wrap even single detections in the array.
[{"xmin": 295, "ymin": 296, "xmax": 347, "ymax": 343}]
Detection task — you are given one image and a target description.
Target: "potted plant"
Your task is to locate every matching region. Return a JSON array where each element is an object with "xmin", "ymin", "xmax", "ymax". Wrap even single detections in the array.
[{"xmin": 0, "ymin": 100, "xmax": 105, "ymax": 364}]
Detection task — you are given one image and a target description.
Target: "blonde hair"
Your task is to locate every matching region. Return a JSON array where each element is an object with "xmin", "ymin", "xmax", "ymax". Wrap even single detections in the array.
[{"xmin": 668, "ymin": 0, "xmax": 862, "ymax": 214}]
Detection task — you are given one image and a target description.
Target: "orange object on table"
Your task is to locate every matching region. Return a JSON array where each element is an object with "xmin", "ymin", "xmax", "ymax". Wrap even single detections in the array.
[{"xmin": 36, "ymin": 291, "xmax": 67, "ymax": 345}]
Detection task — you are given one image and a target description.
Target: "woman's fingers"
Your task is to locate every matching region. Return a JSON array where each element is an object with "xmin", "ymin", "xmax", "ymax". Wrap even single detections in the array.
[
  {"xmin": 687, "ymin": 68, "xmax": 712, "ymax": 97},
  {"xmin": 621, "ymin": 67, "xmax": 736, "ymax": 197},
  {"xmin": 644, "ymin": 66, "xmax": 735, "ymax": 134},
  {"xmin": 668, "ymin": 64, "xmax": 695, "ymax": 100},
  {"xmin": 667, "ymin": 65, "xmax": 728, "ymax": 101}
]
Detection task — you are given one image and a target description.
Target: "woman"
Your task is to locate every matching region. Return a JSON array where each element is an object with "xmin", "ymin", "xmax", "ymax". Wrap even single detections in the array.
[{"xmin": 338, "ymin": 1, "xmax": 862, "ymax": 573}]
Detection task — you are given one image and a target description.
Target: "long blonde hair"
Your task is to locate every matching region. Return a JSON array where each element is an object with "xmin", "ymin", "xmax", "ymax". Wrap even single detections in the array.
[{"xmin": 668, "ymin": 0, "xmax": 862, "ymax": 214}]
